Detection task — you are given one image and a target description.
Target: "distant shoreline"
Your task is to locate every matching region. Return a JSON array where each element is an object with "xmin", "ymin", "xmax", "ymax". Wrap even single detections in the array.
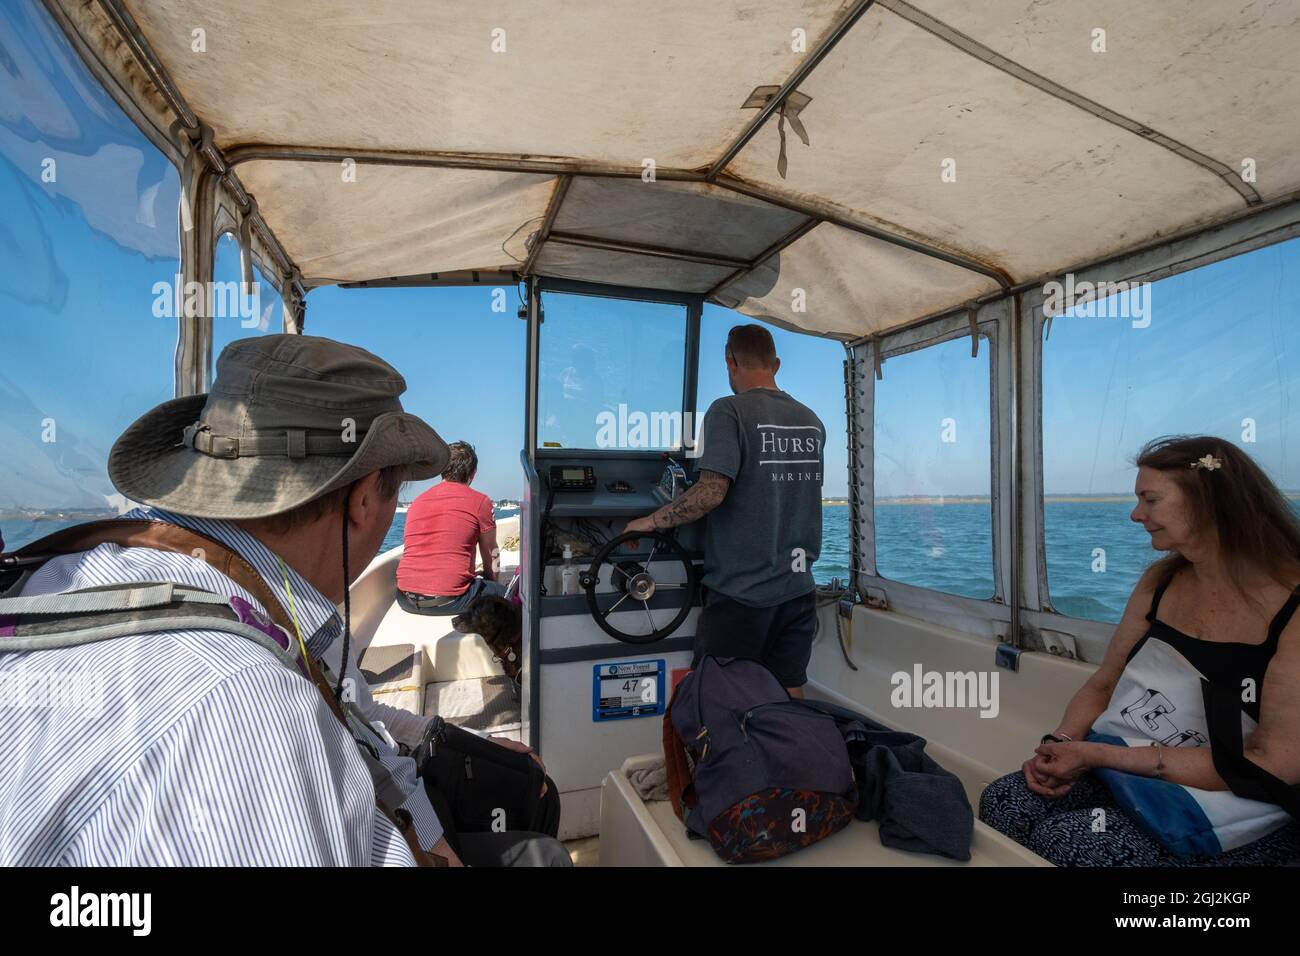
[
  {"xmin": 838, "ymin": 493, "xmax": 1300, "ymax": 506},
  {"xmin": 5, "ymin": 492, "xmax": 1297, "ymax": 520}
]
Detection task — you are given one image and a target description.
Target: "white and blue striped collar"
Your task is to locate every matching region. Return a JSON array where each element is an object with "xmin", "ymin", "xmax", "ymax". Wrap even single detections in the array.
[{"xmin": 121, "ymin": 506, "xmax": 343, "ymax": 658}]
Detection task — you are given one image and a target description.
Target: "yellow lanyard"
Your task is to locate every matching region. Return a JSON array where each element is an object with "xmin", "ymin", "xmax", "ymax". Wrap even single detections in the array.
[
  {"xmin": 277, "ymin": 557, "xmax": 312, "ymax": 666},
  {"xmin": 276, "ymin": 559, "xmax": 387, "ymax": 753}
]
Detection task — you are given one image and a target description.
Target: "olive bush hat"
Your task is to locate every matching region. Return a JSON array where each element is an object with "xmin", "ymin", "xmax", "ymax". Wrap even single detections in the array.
[{"xmin": 108, "ymin": 334, "xmax": 448, "ymax": 519}]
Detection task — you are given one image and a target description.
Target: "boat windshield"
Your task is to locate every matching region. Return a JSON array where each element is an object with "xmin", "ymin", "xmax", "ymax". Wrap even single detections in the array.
[{"xmin": 537, "ymin": 290, "xmax": 689, "ymax": 452}]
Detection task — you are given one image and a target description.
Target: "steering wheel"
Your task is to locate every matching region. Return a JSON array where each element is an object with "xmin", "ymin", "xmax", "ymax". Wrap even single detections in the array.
[{"xmin": 579, "ymin": 531, "xmax": 697, "ymax": 644}]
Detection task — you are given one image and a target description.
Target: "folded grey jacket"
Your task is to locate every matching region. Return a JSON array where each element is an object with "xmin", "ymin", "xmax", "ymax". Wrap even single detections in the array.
[{"xmin": 805, "ymin": 700, "xmax": 974, "ymax": 861}]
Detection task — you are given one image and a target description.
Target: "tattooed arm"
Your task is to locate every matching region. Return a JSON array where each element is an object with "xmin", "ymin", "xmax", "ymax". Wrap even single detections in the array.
[{"xmin": 624, "ymin": 470, "xmax": 731, "ymax": 535}]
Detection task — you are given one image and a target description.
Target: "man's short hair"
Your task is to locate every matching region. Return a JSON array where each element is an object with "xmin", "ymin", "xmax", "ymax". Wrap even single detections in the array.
[
  {"xmin": 247, "ymin": 465, "xmax": 408, "ymax": 535},
  {"xmin": 443, "ymin": 441, "xmax": 478, "ymax": 483},
  {"xmin": 726, "ymin": 324, "xmax": 778, "ymax": 370}
]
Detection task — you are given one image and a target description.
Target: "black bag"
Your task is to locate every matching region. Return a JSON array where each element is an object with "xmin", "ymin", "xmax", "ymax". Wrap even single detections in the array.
[
  {"xmin": 667, "ymin": 656, "xmax": 857, "ymax": 863},
  {"xmin": 416, "ymin": 717, "xmax": 560, "ymax": 855},
  {"xmin": 801, "ymin": 699, "xmax": 974, "ymax": 861}
]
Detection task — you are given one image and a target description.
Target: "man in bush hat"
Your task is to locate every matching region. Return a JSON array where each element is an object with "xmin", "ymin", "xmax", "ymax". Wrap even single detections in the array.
[{"xmin": 0, "ymin": 335, "xmax": 568, "ymax": 867}]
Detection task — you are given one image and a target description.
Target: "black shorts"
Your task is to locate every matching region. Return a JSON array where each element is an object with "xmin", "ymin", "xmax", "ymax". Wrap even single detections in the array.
[{"xmin": 692, "ymin": 587, "xmax": 817, "ymax": 687}]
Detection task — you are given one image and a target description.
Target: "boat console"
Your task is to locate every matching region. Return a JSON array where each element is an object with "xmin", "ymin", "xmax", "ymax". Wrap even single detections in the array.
[{"xmin": 521, "ymin": 453, "xmax": 704, "ymax": 838}]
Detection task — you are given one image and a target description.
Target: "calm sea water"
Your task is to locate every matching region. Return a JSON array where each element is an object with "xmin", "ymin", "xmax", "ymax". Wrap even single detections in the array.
[
  {"xmin": 9, "ymin": 502, "xmax": 1295, "ymax": 626},
  {"xmin": 390, "ymin": 501, "xmax": 1157, "ymax": 624},
  {"xmin": 874, "ymin": 500, "xmax": 1150, "ymax": 622},
  {"xmin": 380, "ymin": 506, "xmax": 853, "ymax": 586}
]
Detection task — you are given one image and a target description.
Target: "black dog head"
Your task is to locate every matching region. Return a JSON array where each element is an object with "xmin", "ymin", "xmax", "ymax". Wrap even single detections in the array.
[{"xmin": 451, "ymin": 595, "xmax": 521, "ymax": 638}]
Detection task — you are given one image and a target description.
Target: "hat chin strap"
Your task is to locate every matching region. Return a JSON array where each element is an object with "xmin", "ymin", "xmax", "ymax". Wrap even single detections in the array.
[{"xmin": 336, "ymin": 491, "xmax": 352, "ymax": 702}]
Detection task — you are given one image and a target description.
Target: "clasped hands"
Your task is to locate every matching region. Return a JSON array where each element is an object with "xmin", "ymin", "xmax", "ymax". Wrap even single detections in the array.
[{"xmin": 1022, "ymin": 736, "xmax": 1094, "ymax": 798}]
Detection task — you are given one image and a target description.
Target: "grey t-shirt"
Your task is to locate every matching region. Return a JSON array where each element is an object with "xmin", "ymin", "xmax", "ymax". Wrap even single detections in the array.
[{"xmin": 695, "ymin": 388, "xmax": 825, "ymax": 607}]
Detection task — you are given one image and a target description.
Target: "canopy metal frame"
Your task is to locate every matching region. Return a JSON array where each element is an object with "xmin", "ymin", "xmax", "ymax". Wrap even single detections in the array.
[
  {"xmin": 847, "ymin": 195, "xmax": 1300, "ymax": 663},
  {"xmin": 69, "ymin": 0, "xmax": 1013, "ymax": 304},
  {"xmin": 221, "ymin": 143, "xmax": 1014, "ymax": 293},
  {"xmin": 60, "ymin": 0, "xmax": 1287, "ymax": 339},
  {"xmin": 38, "ymin": 0, "xmax": 1300, "ymax": 665}
]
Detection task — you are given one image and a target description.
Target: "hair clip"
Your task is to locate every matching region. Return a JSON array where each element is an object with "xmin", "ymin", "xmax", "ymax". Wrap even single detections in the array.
[{"xmin": 1190, "ymin": 454, "xmax": 1222, "ymax": 471}]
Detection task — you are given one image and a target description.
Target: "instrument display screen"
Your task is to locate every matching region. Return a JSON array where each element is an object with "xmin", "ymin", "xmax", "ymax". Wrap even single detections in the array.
[{"xmin": 549, "ymin": 464, "xmax": 596, "ymax": 490}]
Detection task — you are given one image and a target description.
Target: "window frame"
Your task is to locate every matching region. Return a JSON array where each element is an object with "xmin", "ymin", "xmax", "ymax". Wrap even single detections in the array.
[
  {"xmin": 853, "ymin": 303, "xmax": 1014, "ymax": 636},
  {"xmin": 532, "ymin": 277, "xmax": 703, "ymax": 458},
  {"xmin": 872, "ymin": 318, "xmax": 1002, "ymax": 602}
]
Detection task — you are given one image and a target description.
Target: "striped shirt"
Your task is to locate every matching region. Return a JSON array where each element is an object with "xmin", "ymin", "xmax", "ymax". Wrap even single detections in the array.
[{"xmin": 0, "ymin": 508, "xmax": 441, "ymax": 866}]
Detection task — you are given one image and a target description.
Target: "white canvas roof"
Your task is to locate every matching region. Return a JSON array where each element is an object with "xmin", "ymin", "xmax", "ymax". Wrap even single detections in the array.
[{"xmin": 60, "ymin": 0, "xmax": 1300, "ymax": 338}]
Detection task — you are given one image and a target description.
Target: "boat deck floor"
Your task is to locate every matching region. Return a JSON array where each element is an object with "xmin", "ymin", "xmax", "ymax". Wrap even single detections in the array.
[{"xmin": 423, "ymin": 675, "xmax": 521, "ymax": 737}]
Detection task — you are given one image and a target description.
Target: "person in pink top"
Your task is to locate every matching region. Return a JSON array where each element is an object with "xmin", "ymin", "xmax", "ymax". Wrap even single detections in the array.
[{"xmin": 397, "ymin": 442, "xmax": 507, "ymax": 615}]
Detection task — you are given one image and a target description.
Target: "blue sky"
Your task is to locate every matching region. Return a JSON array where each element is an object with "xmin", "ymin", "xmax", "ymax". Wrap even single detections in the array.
[
  {"xmin": 306, "ymin": 288, "xmax": 851, "ymax": 500},
  {"xmin": 1041, "ymin": 241, "xmax": 1298, "ymax": 496},
  {"xmin": 1, "ymin": 0, "xmax": 1295, "ymax": 513}
]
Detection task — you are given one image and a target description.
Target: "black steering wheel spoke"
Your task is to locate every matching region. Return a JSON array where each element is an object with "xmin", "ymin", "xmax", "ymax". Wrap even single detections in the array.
[
  {"xmin": 600, "ymin": 591, "xmax": 633, "ymax": 620},
  {"xmin": 581, "ymin": 530, "xmax": 697, "ymax": 644}
]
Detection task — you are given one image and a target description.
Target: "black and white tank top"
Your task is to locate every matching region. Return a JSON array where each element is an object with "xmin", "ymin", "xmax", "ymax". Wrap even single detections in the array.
[{"xmin": 1129, "ymin": 579, "xmax": 1300, "ymax": 726}]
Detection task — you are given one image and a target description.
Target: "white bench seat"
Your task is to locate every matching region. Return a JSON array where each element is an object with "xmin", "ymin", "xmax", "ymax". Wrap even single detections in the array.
[
  {"xmin": 599, "ymin": 754, "xmax": 1048, "ymax": 867},
  {"xmin": 597, "ymin": 601, "xmax": 1101, "ymax": 867}
]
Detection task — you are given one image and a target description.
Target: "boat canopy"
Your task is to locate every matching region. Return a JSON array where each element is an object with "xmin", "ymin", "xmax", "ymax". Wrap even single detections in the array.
[{"xmin": 53, "ymin": 0, "xmax": 1300, "ymax": 339}]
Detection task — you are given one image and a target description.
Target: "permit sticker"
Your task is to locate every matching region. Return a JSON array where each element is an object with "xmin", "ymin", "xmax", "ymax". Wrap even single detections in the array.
[{"xmin": 592, "ymin": 660, "xmax": 665, "ymax": 721}]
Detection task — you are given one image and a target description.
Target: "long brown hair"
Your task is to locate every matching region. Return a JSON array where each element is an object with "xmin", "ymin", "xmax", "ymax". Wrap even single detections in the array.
[{"xmin": 1136, "ymin": 435, "xmax": 1300, "ymax": 595}]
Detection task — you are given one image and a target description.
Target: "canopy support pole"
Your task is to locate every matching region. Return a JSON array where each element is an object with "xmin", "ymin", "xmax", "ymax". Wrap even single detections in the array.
[
  {"xmin": 94, "ymin": 0, "xmax": 305, "ymax": 307},
  {"xmin": 546, "ymin": 233, "xmax": 753, "ymax": 270},
  {"xmin": 522, "ymin": 175, "xmax": 572, "ymax": 276},
  {"xmin": 843, "ymin": 343, "xmax": 864, "ymax": 600},
  {"xmin": 1008, "ymin": 294, "xmax": 1023, "ymax": 649},
  {"xmin": 704, "ymin": 217, "xmax": 821, "ymax": 301}
]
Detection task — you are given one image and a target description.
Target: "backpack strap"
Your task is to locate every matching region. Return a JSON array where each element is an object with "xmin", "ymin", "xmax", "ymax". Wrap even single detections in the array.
[
  {"xmin": 3, "ymin": 520, "xmax": 298, "ymax": 633},
  {"xmin": 662, "ymin": 686, "xmax": 697, "ymax": 823},
  {"xmin": 0, "ymin": 519, "xmax": 443, "ymax": 866},
  {"xmin": 0, "ymin": 582, "xmax": 219, "ymax": 615},
  {"xmin": 1202, "ymin": 678, "xmax": 1300, "ymax": 818},
  {"xmin": 0, "ymin": 581, "xmax": 299, "ymax": 672}
]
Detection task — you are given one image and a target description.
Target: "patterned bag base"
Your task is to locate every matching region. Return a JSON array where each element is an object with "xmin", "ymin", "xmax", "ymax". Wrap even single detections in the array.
[{"xmin": 706, "ymin": 788, "xmax": 856, "ymax": 863}]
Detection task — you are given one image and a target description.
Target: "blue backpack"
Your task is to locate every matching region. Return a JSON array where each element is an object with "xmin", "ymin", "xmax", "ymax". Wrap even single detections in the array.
[{"xmin": 664, "ymin": 656, "xmax": 857, "ymax": 863}]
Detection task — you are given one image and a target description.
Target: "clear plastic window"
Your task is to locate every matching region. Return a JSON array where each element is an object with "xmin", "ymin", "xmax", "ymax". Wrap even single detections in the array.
[
  {"xmin": 873, "ymin": 335, "xmax": 995, "ymax": 599},
  {"xmin": 537, "ymin": 291, "xmax": 686, "ymax": 451},
  {"xmin": 1042, "ymin": 239, "xmax": 1300, "ymax": 623},
  {"xmin": 210, "ymin": 232, "xmax": 283, "ymax": 368},
  {"xmin": 0, "ymin": 3, "xmax": 180, "ymax": 549}
]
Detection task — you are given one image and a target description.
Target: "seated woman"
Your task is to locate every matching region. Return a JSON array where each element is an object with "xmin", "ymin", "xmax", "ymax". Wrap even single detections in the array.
[
  {"xmin": 397, "ymin": 441, "xmax": 508, "ymax": 615},
  {"xmin": 980, "ymin": 435, "xmax": 1300, "ymax": 865}
]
